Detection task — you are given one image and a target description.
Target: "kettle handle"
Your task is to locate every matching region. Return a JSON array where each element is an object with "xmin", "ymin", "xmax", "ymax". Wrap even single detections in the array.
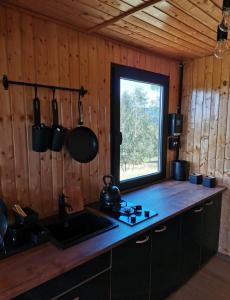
[{"xmin": 103, "ymin": 175, "xmax": 114, "ymax": 186}]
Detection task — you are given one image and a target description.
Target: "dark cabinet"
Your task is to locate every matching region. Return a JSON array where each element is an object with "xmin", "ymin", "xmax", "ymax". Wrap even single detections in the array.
[
  {"xmin": 150, "ymin": 216, "xmax": 181, "ymax": 300},
  {"xmin": 14, "ymin": 252, "xmax": 111, "ymax": 300},
  {"xmin": 111, "ymin": 231, "xmax": 151, "ymax": 300},
  {"xmin": 181, "ymin": 194, "xmax": 222, "ymax": 283},
  {"xmin": 201, "ymin": 195, "xmax": 222, "ymax": 265},
  {"xmin": 56, "ymin": 271, "xmax": 110, "ymax": 300},
  {"xmin": 180, "ymin": 204, "xmax": 203, "ymax": 282}
]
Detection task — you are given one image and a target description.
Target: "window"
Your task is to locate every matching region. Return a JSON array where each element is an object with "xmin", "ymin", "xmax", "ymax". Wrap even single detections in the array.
[{"xmin": 111, "ymin": 64, "xmax": 169, "ymax": 190}]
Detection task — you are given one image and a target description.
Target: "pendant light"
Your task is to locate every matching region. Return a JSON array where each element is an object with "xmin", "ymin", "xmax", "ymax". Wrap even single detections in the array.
[
  {"xmin": 214, "ymin": 24, "xmax": 228, "ymax": 59},
  {"xmin": 219, "ymin": 0, "xmax": 230, "ymax": 32}
]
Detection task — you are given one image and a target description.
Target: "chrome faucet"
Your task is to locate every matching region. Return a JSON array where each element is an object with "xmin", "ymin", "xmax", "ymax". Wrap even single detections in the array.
[{"xmin": 58, "ymin": 193, "xmax": 73, "ymax": 217}]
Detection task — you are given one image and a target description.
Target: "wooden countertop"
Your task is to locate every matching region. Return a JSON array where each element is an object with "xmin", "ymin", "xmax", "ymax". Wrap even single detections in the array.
[{"xmin": 0, "ymin": 180, "xmax": 226, "ymax": 299}]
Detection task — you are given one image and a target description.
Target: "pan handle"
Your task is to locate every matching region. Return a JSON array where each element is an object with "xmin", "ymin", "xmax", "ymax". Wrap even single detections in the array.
[
  {"xmin": 52, "ymin": 99, "xmax": 59, "ymax": 127},
  {"xmin": 33, "ymin": 97, "xmax": 41, "ymax": 126},
  {"xmin": 78, "ymin": 93, "xmax": 84, "ymax": 125}
]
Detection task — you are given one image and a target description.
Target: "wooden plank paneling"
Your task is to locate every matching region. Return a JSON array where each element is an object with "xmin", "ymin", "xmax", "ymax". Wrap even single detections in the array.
[
  {"xmin": 207, "ymin": 57, "xmax": 222, "ymax": 176},
  {"xmin": 88, "ymin": 36, "xmax": 99, "ymax": 201},
  {"xmin": 47, "ymin": 22, "xmax": 62, "ymax": 213},
  {"xmin": 7, "ymin": 9, "xmax": 30, "ymax": 208},
  {"xmin": 0, "ymin": 5, "xmax": 179, "ymax": 218},
  {"xmin": 58, "ymin": 25, "xmax": 72, "ymax": 209},
  {"xmin": 200, "ymin": 56, "xmax": 213, "ymax": 175},
  {"xmin": 79, "ymin": 33, "xmax": 91, "ymax": 204},
  {"xmin": 21, "ymin": 13, "xmax": 40, "ymax": 212},
  {"xmin": 34, "ymin": 18, "xmax": 53, "ymax": 216},
  {"xmin": 0, "ymin": 0, "xmax": 223, "ymax": 60},
  {"xmin": 68, "ymin": 29, "xmax": 84, "ymax": 212},
  {"xmin": 0, "ymin": 6, "xmax": 17, "ymax": 211},
  {"xmin": 181, "ymin": 54, "xmax": 230, "ymax": 256}
]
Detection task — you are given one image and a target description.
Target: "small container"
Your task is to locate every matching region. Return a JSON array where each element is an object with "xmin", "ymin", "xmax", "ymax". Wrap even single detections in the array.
[
  {"xmin": 14, "ymin": 207, "xmax": 39, "ymax": 225},
  {"xmin": 6, "ymin": 224, "xmax": 29, "ymax": 247},
  {"xmin": 203, "ymin": 176, "xmax": 216, "ymax": 188},
  {"xmin": 172, "ymin": 160, "xmax": 189, "ymax": 181},
  {"xmin": 189, "ymin": 173, "xmax": 203, "ymax": 184}
]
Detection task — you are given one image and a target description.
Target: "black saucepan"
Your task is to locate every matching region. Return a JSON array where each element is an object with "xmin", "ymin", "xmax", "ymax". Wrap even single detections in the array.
[
  {"xmin": 49, "ymin": 94, "xmax": 67, "ymax": 152},
  {"xmin": 66, "ymin": 93, "xmax": 98, "ymax": 163},
  {"xmin": 32, "ymin": 93, "xmax": 49, "ymax": 152}
]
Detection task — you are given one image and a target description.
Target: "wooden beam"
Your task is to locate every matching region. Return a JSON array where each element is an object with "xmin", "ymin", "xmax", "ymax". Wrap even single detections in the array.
[{"xmin": 87, "ymin": 0, "xmax": 162, "ymax": 33}]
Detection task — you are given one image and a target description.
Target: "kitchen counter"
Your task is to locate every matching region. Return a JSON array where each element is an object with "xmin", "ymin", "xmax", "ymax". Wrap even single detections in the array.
[{"xmin": 0, "ymin": 180, "xmax": 226, "ymax": 300}]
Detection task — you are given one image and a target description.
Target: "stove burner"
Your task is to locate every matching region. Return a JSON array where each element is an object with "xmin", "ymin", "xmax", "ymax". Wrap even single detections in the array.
[
  {"xmin": 117, "ymin": 206, "xmax": 135, "ymax": 216},
  {"xmin": 110, "ymin": 200, "xmax": 127, "ymax": 211}
]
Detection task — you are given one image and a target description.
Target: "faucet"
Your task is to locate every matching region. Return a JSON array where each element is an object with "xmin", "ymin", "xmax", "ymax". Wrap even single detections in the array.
[{"xmin": 58, "ymin": 193, "xmax": 73, "ymax": 218}]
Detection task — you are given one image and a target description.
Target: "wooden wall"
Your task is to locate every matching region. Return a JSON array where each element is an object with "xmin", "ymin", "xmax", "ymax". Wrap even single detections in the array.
[
  {"xmin": 180, "ymin": 55, "xmax": 230, "ymax": 255},
  {"xmin": 0, "ymin": 5, "xmax": 179, "ymax": 218}
]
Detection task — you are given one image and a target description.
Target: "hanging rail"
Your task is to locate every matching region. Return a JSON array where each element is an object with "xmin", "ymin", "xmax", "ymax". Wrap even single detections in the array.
[{"xmin": 2, "ymin": 75, "xmax": 87, "ymax": 96}]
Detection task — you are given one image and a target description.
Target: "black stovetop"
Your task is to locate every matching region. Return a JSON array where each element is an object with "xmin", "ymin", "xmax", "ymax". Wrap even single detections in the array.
[{"xmin": 101, "ymin": 200, "xmax": 158, "ymax": 226}]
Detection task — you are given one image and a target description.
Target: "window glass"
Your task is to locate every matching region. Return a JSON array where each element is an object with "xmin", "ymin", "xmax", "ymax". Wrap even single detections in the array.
[
  {"xmin": 120, "ymin": 78, "xmax": 163, "ymax": 181},
  {"xmin": 111, "ymin": 64, "xmax": 169, "ymax": 190}
]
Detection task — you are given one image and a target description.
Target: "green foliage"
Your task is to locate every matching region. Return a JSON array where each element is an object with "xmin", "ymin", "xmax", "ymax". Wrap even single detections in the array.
[{"xmin": 120, "ymin": 86, "xmax": 160, "ymax": 171}]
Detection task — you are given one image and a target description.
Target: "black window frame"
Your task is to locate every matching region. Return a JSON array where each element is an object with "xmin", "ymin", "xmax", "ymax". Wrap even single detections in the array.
[{"xmin": 111, "ymin": 63, "xmax": 169, "ymax": 191}]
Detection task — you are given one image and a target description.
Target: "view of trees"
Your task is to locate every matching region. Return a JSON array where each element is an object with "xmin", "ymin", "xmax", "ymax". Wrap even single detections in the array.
[{"xmin": 120, "ymin": 83, "xmax": 161, "ymax": 175}]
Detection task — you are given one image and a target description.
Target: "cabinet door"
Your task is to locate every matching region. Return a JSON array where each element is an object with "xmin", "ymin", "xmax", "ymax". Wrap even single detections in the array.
[
  {"xmin": 14, "ymin": 253, "xmax": 111, "ymax": 300},
  {"xmin": 201, "ymin": 195, "xmax": 222, "ymax": 265},
  {"xmin": 111, "ymin": 231, "xmax": 151, "ymax": 300},
  {"xmin": 150, "ymin": 216, "xmax": 181, "ymax": 300},
  {"xmin": 181, "ymin": 204, "xmax": 203, "ymax": 283},
  {"xmin": 57, "ymin": 271, "xmax": 110, "ymax": 300}
]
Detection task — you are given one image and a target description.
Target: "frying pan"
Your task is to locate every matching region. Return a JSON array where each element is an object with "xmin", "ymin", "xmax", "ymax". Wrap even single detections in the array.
[
  {"xmin": 49, "ymin": 92, "xmax": 67, "ymax": 151},
  {"xmin": 66, "ymin": 93, "xmax": 98, "ymax": 163},
  {"xmin": 32, "ymin": 89, "xmax": 50, "ymax": 152}
]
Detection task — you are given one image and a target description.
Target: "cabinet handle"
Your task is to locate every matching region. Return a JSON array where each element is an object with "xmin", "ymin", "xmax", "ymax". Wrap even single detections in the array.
[
  {"xmin": 136, "ymin": 235, "xmax": 150, "ymax": 244},
  {"xmin": 154, "ymin": 225, "xmax": 167, "ymax": 233},
  {"xmin": 193, "ymin": 207, "xmax": 203, "ymax": 213},
  {"xmin": 205, "ymin": 200, "xmax": 214, "ymax": 206}
]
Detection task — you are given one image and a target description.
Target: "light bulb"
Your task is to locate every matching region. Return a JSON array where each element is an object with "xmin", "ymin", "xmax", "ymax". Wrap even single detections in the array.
[
  {"xmin": 214, "ymin": 39, "xmax": 228, "ymax": 59},
  {"xmin": 214, "ymin": 25, "xmax": 228, "ymax": 59}
]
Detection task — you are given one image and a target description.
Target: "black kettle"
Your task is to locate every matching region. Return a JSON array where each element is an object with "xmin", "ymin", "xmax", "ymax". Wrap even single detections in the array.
[{"xmin": 100, "ymin": 175, "xmax": 121, "ymax": 208}]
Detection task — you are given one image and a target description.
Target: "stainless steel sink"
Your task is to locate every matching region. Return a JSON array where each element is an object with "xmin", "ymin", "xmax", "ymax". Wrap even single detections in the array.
[{"xmin": 42, "ymin": 210, "xmax": 118, "ymax": 249}]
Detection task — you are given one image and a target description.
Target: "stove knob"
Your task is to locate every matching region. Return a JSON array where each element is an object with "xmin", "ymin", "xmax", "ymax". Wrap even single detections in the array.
[
  {"xmin": 144, "ymin": 210, "xmax": 150, "ymax": 217},
  {"xmin": 135, "ymin": 205, "xmax": 142, "ymax": 211},
  {"xmin": 131, "ymin": 216, "xmax": 136, "ymax": 223}
]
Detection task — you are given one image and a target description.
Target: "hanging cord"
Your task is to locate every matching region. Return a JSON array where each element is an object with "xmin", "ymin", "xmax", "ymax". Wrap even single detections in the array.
[
  {"xmin": 33, "ymin": 85, "xmax": 41, "ymax": 126},
  {"xmin": 34, "ymin": 85, "xmax": 38, "ymax": 98},
  {"xmin": 53, "ymin": 88, "xmax": 56, "ymax": 100},
  {"xmin": 175, "ymin": 63, "xmax": 184, "ymax": 160},
  {"xmin": 78, "ymin": 92, "xmax": 84, "ymax": 125}
]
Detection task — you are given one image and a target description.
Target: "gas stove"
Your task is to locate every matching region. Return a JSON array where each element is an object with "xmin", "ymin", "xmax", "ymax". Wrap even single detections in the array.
[{"xmin": 101, "ymin": 200, "xmax": 158, "ymax": 226}]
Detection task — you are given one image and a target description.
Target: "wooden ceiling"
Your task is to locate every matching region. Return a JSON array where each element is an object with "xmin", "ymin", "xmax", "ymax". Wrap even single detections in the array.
[{"xmin": 2, "ymin": 0, "xmax": 224, "ymax": 60}]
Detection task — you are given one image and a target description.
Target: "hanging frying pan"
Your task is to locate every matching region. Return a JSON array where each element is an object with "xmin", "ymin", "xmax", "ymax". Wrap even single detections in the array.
[
  {"xmin": 32, "ymin": 87, "xmax": 50, "ymax": 152},
  {"xmin": 49, "ymin": 90, "xmax": 67, "ymax": 151},
  {"xmin": 66, "ymin": 93, "xmax": 98, "ymax": 163}
]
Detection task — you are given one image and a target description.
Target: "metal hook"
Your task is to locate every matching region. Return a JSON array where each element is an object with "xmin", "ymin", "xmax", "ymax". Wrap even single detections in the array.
[
  {"xmin": 2, "ymin": 75, "xmax": 9, "ymax": 90},
  {"xmin": 80, "ymin": 86, "xmax": 86, "ymax": 97}
]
